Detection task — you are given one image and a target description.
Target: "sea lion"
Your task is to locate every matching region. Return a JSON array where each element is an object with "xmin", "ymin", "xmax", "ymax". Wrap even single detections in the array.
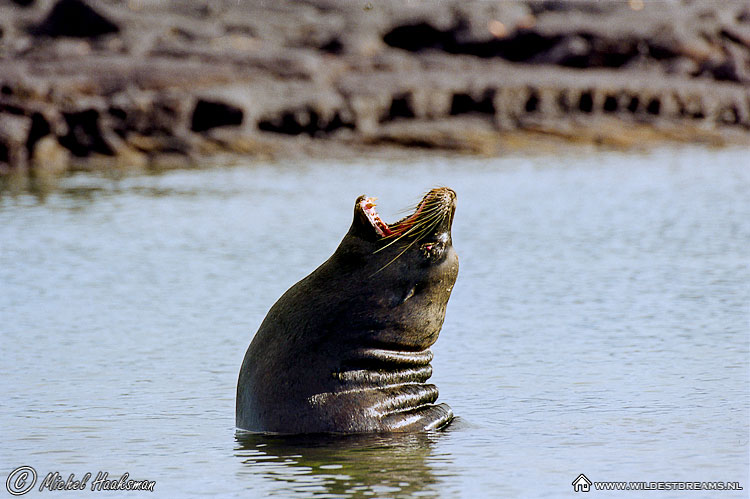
[{"xmin": 236, "ymin": 187, "xmax": 459, "ymax": 433}]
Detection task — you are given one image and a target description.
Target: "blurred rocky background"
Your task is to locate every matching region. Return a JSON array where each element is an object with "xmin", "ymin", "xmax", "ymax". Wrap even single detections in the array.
[{"xmin": 1, "ymin": 0, "xmax": 749, "ymax": 175}]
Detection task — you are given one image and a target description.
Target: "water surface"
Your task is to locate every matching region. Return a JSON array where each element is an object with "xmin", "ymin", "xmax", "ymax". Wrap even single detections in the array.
[{"xmin": 2, "ymin": 147, "xmax": 748, "ymax": 497}]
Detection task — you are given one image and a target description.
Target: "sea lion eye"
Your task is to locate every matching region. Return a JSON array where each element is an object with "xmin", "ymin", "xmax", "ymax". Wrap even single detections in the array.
[{"xmin": 420, "ymin": 241, "xmax": 445, "ymax": 261}]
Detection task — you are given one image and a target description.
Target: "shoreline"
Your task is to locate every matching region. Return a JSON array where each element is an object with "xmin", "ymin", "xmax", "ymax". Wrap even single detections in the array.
[{"xmin": 2, "ymin": 0, "xmax": 749, "ymax": 176}]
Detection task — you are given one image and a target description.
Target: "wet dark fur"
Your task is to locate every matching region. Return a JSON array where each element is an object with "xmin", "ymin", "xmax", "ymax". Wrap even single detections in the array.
[{"xmin": 236, "ymin": 188, "xmax": 458, "ymax": 433}]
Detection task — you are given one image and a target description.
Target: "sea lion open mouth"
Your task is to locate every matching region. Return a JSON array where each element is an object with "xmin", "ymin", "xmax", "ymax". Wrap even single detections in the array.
[
  {"xmin": 357, "ymin": 188, "xmax": 456, "ymax": 240},
  {"xmin": 358, "ymin": 195, "xmax": 428, "ymax": 238},
  {"xmin": 237, "ymin": 187, "xmax": 458, "ymax": 434}
]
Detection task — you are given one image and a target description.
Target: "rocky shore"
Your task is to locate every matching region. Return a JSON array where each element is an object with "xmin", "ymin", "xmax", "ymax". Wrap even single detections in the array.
[{"xmin": 1, "ymin": 0, "xmax": 749, "ymax": 175}]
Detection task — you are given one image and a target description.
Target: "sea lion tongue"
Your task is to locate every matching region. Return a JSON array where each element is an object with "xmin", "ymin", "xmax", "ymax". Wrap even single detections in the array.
[{"xmin": 236, "ymin": 187, "xmax": 459, "ymax": 433}]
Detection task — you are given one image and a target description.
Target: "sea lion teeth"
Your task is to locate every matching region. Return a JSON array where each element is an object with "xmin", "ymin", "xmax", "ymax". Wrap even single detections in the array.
[{"xmin": 360, "ymin": 196, "xmax": 391, "ymax": 236}]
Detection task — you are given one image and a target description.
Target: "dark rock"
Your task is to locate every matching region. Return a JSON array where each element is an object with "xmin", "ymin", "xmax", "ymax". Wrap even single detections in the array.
[
  {"xmin": 384, "ymin": 93, "xmax": 416, "ymax": 121},
  {"xmin": 383, "ymin": 22, "xmax": 453, "ymax": 53},
  {"xmin": 59, "ymin": 109, "xmax": 113, "ymax": 157},
  {"xmin": 320, "ymin": 38, "xmax": 344, "ymax": 54},
  {"xmin": 257, "ymin": 107, "xmax": 354, "ymax": 137},
  {"xmin": 383, "ymin": 22, "xmax": 567, "ymax": 63},
  {"xmin": 191, "ymin": 99, "xmax": 244, "ymax": 133},
  {"xmin": 106, "ymin": 91, "xmax": 194, "ymax": 138},
  {"xmin": 30, "ymin": 0, "xmax": 119, "ymax": 39},
  {"xmin": 26, "ymin": 112, "xmax": 51, "ymax": 152},
  {"xmin": 449, "ymin": 90, "xmax": 496, "ymax": 116}
]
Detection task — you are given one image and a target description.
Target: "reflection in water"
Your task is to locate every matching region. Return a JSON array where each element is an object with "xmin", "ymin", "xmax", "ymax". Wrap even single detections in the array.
[
  {"xmin": 0, "ymin": 170, "xmax": 58, "ymax": 202},
  {"xmin": 235, "ymin": 431, "xmax": 445, "ymax": 497},
  {"xmin": 0, "ymin": 170, "xmax": 239, "ymax": 206}
]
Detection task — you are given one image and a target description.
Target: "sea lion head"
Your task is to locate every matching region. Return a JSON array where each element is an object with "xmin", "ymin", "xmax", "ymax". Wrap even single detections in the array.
[{"xmin": 328, "ymin": 186, "xmax": 459, "ymax": 351}]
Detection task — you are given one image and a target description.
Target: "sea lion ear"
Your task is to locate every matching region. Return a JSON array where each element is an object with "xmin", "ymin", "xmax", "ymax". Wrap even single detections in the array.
[{"xmin": 350, "ymin": 195, "xmax": 379, "ymax": 241}]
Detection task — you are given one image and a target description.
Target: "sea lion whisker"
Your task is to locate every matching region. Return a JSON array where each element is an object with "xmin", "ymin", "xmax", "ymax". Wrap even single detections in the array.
[
  {"xmin": 409, "ymin": 215, "xmax": 446, "ymax": 239},
  {"xmin": 375, "ymin": 224, "xmax": 423, "ymax": 252},
  {"xmin": 386, "ymin": 207, "xmax": 436, "ymax": 234},
  {"xmin": 374, "ymin": 210, "xmax": 446, "ymax": 252},
  {"xmin": 374, "ymin": 214, "xmax": 443, "ymax": 254},
  {"xmin": 389, "ymin": 209, "xmax": 445, "ymax": 234},
  {"xmin": 372, "ymin": 243, "xmax": 416, "ymax": 275},
  {"xmin": 386, "ymin": 193, "xmax": 447, "ymax": 231},
  {"xmin": 389, "ymin": 209, "xmax": 446, "ymax": 243},
  {"xmin": 374, "ymin": 215, "xmax": 447, "ymax": 272}
]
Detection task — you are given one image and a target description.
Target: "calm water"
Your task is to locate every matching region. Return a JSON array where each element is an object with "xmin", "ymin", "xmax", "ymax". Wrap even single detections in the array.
[{"xmin": 2, "ymin": 147, "xmax": 748, "ymax": 498}]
